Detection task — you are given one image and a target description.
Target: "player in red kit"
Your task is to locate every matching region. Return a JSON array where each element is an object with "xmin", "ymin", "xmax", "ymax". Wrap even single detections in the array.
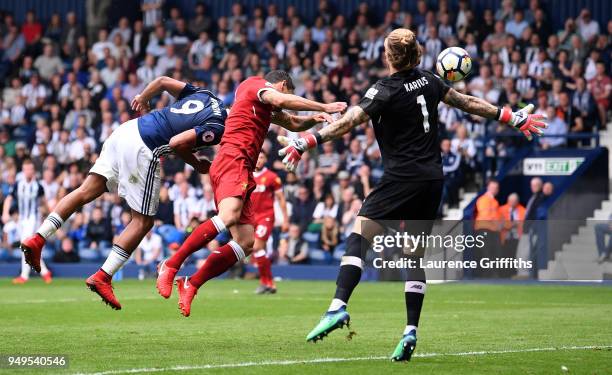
[
  {"xmin": 251, "ymin": 151, "xmax": 288, "ymax": 294},
  {"xmin": 156, "ymin": 71, "xmax": 347, "ymax": 316}
]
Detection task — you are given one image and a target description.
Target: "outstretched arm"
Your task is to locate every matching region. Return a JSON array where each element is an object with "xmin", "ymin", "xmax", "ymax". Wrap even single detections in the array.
[
  {"xmin": 442, "ymin": 88, "xmax": 499, "ymax": 119},
  {"xmin": 131, "ymin": 76, "xmax": 187, "ymax": 113},
  {"xmin": 271, "ymin": 111, "xmax": 334, "ymax": 132},
  {"xmin": 318, "ymin": 106, "xmax": 370, "ymax": 142},
  {"xmin": 443, "ymin": 88, "xmax": 547, "ymax": 140},
  {"xmin": 277, "ymin": 106, "xmax": 370, "ymax": 172},
  {"xmin": 260, "ymin": 90, "xmax": 347, "ymax": 114}
]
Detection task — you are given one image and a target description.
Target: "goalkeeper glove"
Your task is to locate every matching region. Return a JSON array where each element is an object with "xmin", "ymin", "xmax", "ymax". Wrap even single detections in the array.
[
  {"xmin": 278, "ymin": 133, "xmax": 321, "ymax": 172},
  {"xmin": 497, "ymin": 104, "xmax": 547, "ymax": 141}
]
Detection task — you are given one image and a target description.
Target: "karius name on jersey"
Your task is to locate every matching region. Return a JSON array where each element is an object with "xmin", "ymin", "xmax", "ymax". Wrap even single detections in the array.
[{"xmin": 404, "ymin": 77, "xmax": 429, "ymax": 92}]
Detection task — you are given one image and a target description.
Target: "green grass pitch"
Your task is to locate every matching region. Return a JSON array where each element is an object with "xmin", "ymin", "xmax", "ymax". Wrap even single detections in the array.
[{"xmin": 1, "ymin": 278, "xmax": 611, "ymax": 374}]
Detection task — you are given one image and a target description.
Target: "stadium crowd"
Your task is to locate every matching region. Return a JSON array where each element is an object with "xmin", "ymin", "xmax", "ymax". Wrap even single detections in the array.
[{"xmin": 0, "ymin": 0, "xmax": 610, "ymax": 268}]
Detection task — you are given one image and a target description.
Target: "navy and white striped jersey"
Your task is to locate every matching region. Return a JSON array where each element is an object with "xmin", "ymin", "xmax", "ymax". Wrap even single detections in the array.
[
  {"xmin": 9, "ymin": 179, "xmax": 44, "ymax": 220},
  {"xmin": 137, "ymin": 83, "xmax": 227, "ymax": 156}
]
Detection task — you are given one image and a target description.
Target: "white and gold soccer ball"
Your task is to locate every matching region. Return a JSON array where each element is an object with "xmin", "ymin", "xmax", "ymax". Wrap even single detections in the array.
[{"xmin": 436, "ymin": 47, "xmax": 472, "ymax": 82}]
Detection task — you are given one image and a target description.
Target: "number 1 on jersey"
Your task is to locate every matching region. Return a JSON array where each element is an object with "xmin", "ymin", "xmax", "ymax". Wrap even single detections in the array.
[{"xmin": 416, "ymin": 95, "xmax": 430, "ymax": 133}]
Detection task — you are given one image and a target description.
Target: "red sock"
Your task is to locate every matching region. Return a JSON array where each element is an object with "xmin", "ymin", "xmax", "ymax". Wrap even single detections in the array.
[
  {"xmin": 255, "ymin": 251, "xmax": 273, "ymax": 286},
  {"xmin": 189, "ymin": 241, "xmax": 245, "ymax": 288},
  {"xmin": 166, "ymin": 216, "xmax": 225, "ymax": 269}
]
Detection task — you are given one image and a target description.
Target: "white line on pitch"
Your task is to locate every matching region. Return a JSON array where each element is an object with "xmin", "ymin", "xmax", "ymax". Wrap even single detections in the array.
[{"xmin": 72, "ymin": 344, "xmax": 612, "ymax": 375}]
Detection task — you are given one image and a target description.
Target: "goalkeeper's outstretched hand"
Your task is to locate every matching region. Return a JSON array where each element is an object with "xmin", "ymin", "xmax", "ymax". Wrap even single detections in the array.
[
  {"xmin": 278, "ymin": 134, "xmax": 319, "ymax": 172},
  {"xmin": 498, "ymin": 104, "xmax": 548, "ymax": 141}
]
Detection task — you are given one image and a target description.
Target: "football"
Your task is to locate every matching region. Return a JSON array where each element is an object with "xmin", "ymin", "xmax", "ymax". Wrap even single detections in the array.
[{"xmin": 436, "ymin": 46, "xmax": 472, "ymax": 82}]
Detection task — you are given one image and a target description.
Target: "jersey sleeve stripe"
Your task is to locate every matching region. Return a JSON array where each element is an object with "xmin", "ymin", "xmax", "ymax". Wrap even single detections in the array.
[{"xmin": 256, "ymin": 87, "xmax": 276, "ymax": 103}]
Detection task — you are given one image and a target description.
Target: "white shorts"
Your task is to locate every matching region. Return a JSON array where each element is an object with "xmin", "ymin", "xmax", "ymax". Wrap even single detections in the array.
[
  {"xmin": 19, "ymin": 216, "xmax": 38, "ymax": 242},
  {"xmin": 90, "ymin": 119, "xmax": 161, "ymax": 216}
]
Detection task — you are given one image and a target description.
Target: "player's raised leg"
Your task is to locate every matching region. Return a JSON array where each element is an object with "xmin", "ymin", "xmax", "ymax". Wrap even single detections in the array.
[
  {"xmin": 306, "ymin": 217, "xmax": 382, "ymax": 342},
  {"xmin": 156, "ymin": 215, "xmax": 226, "ymax": 298},
  {"xmin": 176, "ymin": 198, "xmax": 253, "ymax": 317},
  {"xmin": 20, "ymin": 173, "xmax": 108, "ymax": 272},
  {"xmin": 86, "ymin": 209, "xmax": 154, "ymax": 310}
]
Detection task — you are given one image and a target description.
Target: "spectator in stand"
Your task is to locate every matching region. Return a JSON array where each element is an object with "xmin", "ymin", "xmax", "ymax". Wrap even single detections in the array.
[
  {"xmin": 499, "ymin": 192, "xmax": 525, "ymax": 276},
  {"xmin": 515, "ymin": 177, "xmax": 544, "ymax": 278},
  {"xmin": 320, "ymin": 216, "xmax": 339, "ymax": 254},
  {"xmin": 505, "ymin": 9, "xmax": 529, "ymax": 38},
  {"xmin": 134, "ymin": 230, "xmax": 163, "ymax": 280},
  {"xmin": 575, "ymin": 9, "xmax": 600, "ymax": 44},
  {"xmin": 53, "ymin": 237, "xmax": 80, "ymax": 263},
  {"xmin": 313, "ymin": 193, "xmax": 338, "ymax": 226},
  {"xmin": 540, "ymin": 105, "xmax": 568, "ymax": 149},
  {"xmin": 173, "ymin": 182, "xmax": 197, "ymax": 232},
  {"xmin": 316, "ymin": 142, "xmax": 341, "ymax": 177},
  {"xmin": 595, "ymin": 216, "xmax": 612, "ymax": 264},
  {"xmin": 278, "ymin": 223, "xmax": 308, "ymax": 264},
  {"xmin": 21, "ymin": 10, "xmax": 42, "ymax": 50},
  {"xmin": 291, "ymin": 185, "xmax": 316, "ymax": 234},
  {"xmin": 85, "ymin": 207, "xmax": 113, "ymax": 253},
  {"xmin": 474, "ymin": 179, "xmax": 501, "ymax": 277},
  {"xmin": 588, "ymin": 62, "xmax": 611, "ymax": 128},
  {"xmin": 572, "ymin": 78, "xmax": 597, "ymax": 130},
  {"xmin": 34, "ymin": 44, "xmax": 64, "ymax": 82},
  {"xmin": 441, "ymin": 139, "xmax": 462, "ymax": 208}
]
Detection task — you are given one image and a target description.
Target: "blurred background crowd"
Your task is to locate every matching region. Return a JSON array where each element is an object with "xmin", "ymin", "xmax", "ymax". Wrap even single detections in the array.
[{"xmin": 0, "ymin": 0, "xmax": 610, "ymax": 268}]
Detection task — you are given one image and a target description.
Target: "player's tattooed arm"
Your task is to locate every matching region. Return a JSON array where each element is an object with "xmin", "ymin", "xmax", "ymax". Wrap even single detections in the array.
[
  {"xmin": 271, "ymin": 111, "xmax": 334, "ymax": 132},
  {"xmin": 442, "ymin": 88, "xmax": 498, "ymax": 119},
  {"xmin": 278, "ymin": 106, "xmax": 368, "ymax": 172},
  {"xmin": 443, "ymin": 88, "xmax": 547, "ymax": 140},
  {"xmin": 318, "ymin": 106, "xmax": 370, "ymax": 142}
]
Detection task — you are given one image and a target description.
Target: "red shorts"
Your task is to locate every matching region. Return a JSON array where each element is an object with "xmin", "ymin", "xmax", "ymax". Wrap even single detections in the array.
[
  {"xmin": 254, "ymin": 216, "xmax": 274, "ymax": 241},
  {"xmin": 209, "ymin": 149, "xmax": 256, "ymax": 225}
]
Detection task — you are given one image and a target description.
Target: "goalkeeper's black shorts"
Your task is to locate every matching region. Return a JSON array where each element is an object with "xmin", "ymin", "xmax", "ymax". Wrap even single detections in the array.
[{"xmin": 358, "ymin": 179, "xmax": 443, "ymax": 227}]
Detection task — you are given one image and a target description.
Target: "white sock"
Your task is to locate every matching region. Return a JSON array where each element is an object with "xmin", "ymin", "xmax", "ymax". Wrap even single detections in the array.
[
  {"xmin": 228, "ymin": 241, "xmax": 246, "ymax": 261},
  {"xmin": 404, "ymin": 325, "xmax": 417, "ymax": 335},
  {"xmin": 20, "ymin": 254, "xmax": 30, "ymax": 279},
  {"xmin": 101, "ymin": 245, "xmax": 130, "ymax": 276},
  {"xmin": 328, "ymin": 298, "xmax": 347, "ymax": 312},
  {"xmin": 37, "ymin": 213, "xmax": 64, "ymax": 239},
  {"xmin": 40, "ymin": 258, "xmax": 49, "ymax": 275}
]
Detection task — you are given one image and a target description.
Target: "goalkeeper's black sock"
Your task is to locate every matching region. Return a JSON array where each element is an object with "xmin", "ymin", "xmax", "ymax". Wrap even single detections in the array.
[
  {"xmin": 404, "ymin": 261, "xmax": 427, "ymax": 334},
  {"xmin": 328, "ymin": 233, "xmax": 370, "ymax": 312},
  {"xmin": 404, "ymin": 278, "xmax": 426, "ymax": 333}
]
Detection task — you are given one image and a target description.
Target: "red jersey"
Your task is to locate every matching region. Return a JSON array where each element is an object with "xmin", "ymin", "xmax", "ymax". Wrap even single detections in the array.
[
  {"xmin": 251, "ymin": 168, "xmax": 282, "ymax": 219},
  {"xmin": 221, "ymin": 76, "xmax": 277, "ymax": 170}
]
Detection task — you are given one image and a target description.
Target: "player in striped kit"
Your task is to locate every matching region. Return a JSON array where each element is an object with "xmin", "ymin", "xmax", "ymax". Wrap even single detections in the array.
[{"xmin": 2, "ymin": 159, "xmax": 52, "ymax": 284}]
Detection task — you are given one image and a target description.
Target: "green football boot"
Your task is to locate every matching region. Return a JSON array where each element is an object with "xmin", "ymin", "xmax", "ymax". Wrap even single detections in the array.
[
  {"xmin": 306, "ymin": 307, "xmax": 350, "ymax": 342},
  {"xmin": 390, "ymin": 330, "xmax": 417, "ymax": 361}
]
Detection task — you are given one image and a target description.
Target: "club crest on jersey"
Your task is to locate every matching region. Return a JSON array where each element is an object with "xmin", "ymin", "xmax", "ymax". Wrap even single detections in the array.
[
  {"xmin": 241, "ymin": 182, "xmax": 249, "ymax": 191},
  {"xmin": 365, "ymin": 87, "xmax": 378, "ymax": 99},
  {"xmin": 202, "ymin": 131, "xmax": 215, "ymax": 144},
  {"xmin": 128, "ymin": 174, "xmax": 138, "ymax": 184}
]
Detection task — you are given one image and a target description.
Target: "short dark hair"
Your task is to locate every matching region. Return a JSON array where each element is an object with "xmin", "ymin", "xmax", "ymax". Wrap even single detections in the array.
[{"xmin": 264, "ymin": 70, "xmax": 294, "ymax": 90}]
